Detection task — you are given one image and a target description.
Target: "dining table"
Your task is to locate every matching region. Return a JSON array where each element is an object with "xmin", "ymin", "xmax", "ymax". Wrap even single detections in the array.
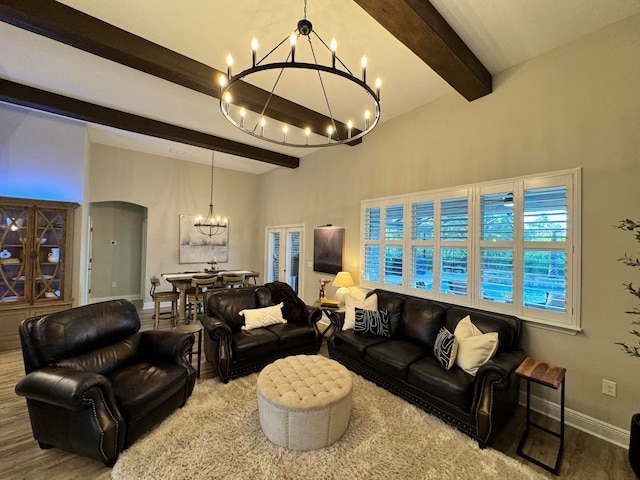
[{"xmin": 161, "ymin": 270, "xmax": 254, "ymax": 324}]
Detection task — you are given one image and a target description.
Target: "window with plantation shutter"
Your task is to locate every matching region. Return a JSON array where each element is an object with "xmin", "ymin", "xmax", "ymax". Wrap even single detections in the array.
[
  {"xmin": 440, "ymin": 197, "xmax": 468, "ymax": 242},
  {"xmin": 477, "ymin": 188, "xmax": 514, "ymax": 307},
  {"xmin": 385, "ymin": 204, "xmax": 403, "ymax": 241},
  {"xmin": 363, "ymin": 206, "xmax": 380, "ymax": 241},
  {"xmin": 383, "ymin": 204, "xmax": 404, "ymax": 287},
  {"xmin": 361, "ymin": 169, "xmax": 580, "ymax": 332},
  {"xmin": 439, "ymin": 194, "xmax": 469, "ymax": 298},
  {"xmin": 409, "ymin": 200, "xmax": 434, "ymax": 291},
  {"xmin": 522, "ymin": 183, "xmax": 569, "ymax": 318},
  {"xmin": 361, "ymin": 201, "xmax": 405, "ymax": 291},
  {"xmin": 362, "ymin": 206, "xmax": 381, "ymax": 283}
]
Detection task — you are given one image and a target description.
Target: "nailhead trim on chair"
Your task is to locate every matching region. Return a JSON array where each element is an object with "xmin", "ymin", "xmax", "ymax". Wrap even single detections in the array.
[{"xmin": 83, "ymin": 387, "xmax": 119, "ymax": 464}]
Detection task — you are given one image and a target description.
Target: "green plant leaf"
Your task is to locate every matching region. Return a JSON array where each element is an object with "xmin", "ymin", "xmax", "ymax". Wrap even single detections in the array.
[{"xmin": 615, "ymin": 219, "xmax": 640, "ymax": 358}]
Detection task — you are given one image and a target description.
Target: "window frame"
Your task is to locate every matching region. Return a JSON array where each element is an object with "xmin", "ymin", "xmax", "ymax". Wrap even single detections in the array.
[
  {"xmin": 360, "ymin": 168, "xmax": 581, "ymax": 333},
  {"xmin": 361, "ymin": 198, "xmax": 407, "ymax": 294}
]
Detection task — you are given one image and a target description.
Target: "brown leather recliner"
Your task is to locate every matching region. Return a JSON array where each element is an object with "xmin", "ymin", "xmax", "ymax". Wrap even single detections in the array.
[{"xmin": 15, "ymin": 299, "xmax": 196, "ymax": 466}]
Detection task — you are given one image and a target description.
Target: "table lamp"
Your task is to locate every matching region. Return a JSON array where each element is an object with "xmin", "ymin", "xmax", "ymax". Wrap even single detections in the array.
[{"xmin": 333, "ymin": 271, "xmax": 354, "ymax": 304}]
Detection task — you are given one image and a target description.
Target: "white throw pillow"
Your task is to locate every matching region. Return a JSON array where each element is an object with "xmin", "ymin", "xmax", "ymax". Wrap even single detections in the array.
[
  {"xmin": 240, "ymin": 303, "xmax": 286, "ymax": 330},
  {"xmin": 343, "ymin": 293, "xmax": 378, "ymax": 330},
  {"xmin": 454, "ymin": 316, "xmax": 498, "ymax": 376}
]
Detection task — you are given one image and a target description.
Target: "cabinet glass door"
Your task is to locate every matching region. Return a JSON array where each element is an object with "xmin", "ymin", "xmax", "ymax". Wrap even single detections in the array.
[
  {"xmin": 0, "ymin": 206, "xmax": 29, "ymax": 304},
  {"xmin": 33, "ymin": 208, "xmax": 65, "ymax": 302}
]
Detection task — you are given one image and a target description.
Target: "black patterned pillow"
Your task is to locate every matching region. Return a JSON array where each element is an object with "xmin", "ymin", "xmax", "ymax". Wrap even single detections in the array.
[
  {"xmin": 433, "ymin": 327, "xmax": 458, "ymax": 370},
  {"xmin": 354, "ymin": 307, "xmax": 391, "ymax": 337}
]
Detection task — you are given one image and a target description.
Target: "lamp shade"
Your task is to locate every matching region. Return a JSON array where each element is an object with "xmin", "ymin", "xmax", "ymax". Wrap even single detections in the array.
[
  {"xmin": 333, "ymin": 272, "xmax": 354, "ymax": 304},
  {"xmin": 333, "ymin": 272, "xmax": 354, "ymax": 288}
]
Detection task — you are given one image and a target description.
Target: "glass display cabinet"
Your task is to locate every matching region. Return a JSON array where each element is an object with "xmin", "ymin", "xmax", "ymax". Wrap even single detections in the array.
[{"xmin": 0, "ymin": 197, "xmax": 79, "ymax": 350}]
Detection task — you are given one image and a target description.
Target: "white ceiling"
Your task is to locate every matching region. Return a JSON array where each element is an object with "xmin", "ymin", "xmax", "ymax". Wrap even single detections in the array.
[{"xmin": 2, "ymin": 0, "xmax": 639, "ymax": 173}]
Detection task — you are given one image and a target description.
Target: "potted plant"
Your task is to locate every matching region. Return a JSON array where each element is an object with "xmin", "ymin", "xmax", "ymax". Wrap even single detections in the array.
[{"xmin": 615, "ymin": 218, "xmax": 640, "ymax": 477}]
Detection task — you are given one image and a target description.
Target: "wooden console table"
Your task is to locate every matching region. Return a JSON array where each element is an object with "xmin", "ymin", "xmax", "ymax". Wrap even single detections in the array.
[{"xmin": 515, "ymin": 356, "xmax": 566, "ymax": 475}]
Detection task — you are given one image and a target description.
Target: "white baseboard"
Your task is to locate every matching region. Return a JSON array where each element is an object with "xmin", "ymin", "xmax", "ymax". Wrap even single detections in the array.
[
  {"xmin": 519, "ymin": 391, "xmax": 630, "ymax": 449},
  {"xmin": 89, "ymin": 294, "xmax": 142, "ymax": 304}
]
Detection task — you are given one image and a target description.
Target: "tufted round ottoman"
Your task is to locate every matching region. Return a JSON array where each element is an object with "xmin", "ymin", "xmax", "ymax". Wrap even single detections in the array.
[{"xmin": 257, "ymin": 354, "xmax": 353, "ymax": 451}]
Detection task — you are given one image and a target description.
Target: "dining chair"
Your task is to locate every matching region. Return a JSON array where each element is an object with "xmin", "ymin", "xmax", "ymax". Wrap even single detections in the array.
[
  {"xmin": 187, "ymin": 276, "xmax": 218, "ymax": 321},
  {"xmin": 243, "ymin": 271, "xmax": 260, "ymax": 285},
  {"xmin": 222, "ymin": 274, "xmax": 244, "ymax": 288},
  {"xmin": 150, "ymin": 276, "xmax": 179, "ymax": 329}
]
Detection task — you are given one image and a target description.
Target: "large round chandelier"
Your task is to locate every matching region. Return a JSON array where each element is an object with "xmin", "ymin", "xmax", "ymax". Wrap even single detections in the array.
[{"xmin": 219, "ymin": 0, "xmax": 381, "ymax": 148}]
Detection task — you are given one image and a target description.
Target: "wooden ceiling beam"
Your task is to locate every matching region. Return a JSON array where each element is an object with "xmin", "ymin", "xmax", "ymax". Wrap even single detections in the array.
[
  {"xmin": 354, "ymin": 0, "xmax": 492, "ymax": 101},
  {"xmin": 0, "ymin": 0, "xmax": 358, "ymax": 162},
  {"xmin": 0, "ymin": 79, "xmax": 300, "ymax": 168}
]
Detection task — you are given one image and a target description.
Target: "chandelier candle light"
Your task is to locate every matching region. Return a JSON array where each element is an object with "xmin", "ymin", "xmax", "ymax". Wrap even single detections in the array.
[
  {"xmin": 219, "ymin": 0, "xmax": 382, "ymax": 148},
  {"xmin": 194, "ymin": 152, "xmax": 228, "ymax": 237}
]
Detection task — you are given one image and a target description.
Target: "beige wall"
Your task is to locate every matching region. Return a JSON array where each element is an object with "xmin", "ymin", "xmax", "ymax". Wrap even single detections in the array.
[
  {"xmin": 89, "ymin": 144, "xmax": 263, "ymax": 304},
  {"xmin": 259, "ymin": 14, "xmax": 640, "ymax": 431}
]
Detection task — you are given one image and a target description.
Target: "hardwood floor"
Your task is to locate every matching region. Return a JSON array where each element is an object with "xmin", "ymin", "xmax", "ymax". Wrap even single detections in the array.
[{"xmin": 1, "ymin": 309, "xmax": 635, "ymax": 479}]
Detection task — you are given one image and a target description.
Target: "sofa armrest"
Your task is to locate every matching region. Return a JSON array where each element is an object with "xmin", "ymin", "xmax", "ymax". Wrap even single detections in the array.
[
  {"xmin": 200, "ymin": 312, "xmax": 236, "ymax": 380},
  {"xmin": 15, "ymin": 367, "xmax": 114, "ymax": 411},
  {"xmin": 472, "ymin": 348, "xmax": 527, "ymax": 444},
  {"xmin": 200, "ymin": 312, "xmax": 233, "ymax": 337},
  {"xmin": 140, "ymin": 330, "xmax": 194, "ymax": 364},
  {"xmin": 476, "ymin": 349, "xmax": 528, "ymax": 386}
]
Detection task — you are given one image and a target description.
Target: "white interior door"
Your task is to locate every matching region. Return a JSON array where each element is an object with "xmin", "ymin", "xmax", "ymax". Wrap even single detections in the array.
[{"xmin": 266, "ymin": 225, "xmax": 304, "ymax": 294}]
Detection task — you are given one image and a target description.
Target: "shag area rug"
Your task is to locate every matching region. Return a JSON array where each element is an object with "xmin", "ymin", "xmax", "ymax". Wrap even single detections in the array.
[{"xmin": 112, "ymin": 373, "xmax": 545, "ymax": 480}]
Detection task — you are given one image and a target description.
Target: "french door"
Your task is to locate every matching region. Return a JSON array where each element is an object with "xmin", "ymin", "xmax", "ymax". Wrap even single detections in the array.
[{"xmin": 265, "ymin": 225, "xmax": 304, "ymax": 294}]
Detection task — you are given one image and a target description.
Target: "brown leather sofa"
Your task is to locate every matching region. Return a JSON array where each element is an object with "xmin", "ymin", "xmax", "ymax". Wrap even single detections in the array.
[
  {"xmin": 15, "ymin": 299, "xmax": 196, "ymax": 466},
  {"xmin": 327, "ymin": 289, "xmax": 526, "ymax": 446},
  {"xmin": 200, "ymin": 281, "xmax": 320, "ymax": 382}
]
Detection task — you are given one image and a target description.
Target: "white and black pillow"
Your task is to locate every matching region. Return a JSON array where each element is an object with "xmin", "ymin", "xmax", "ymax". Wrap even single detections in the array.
[
  {"xmin": 433, "ymin": 327, "xmax": 458, "ymax": 370},
  {"xmin": 354, "ymin": 307, "xmax": 391, "ymax": 337}
]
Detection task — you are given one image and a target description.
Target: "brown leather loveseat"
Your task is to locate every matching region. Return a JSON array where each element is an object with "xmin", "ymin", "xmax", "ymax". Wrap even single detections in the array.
[
  {"xmin": 200, "ymin": 281, "xmax": 320, "ymax": 382},
  {"xmin": 15, "ymin": 299, "xmax": 196, "ymax": 466}
]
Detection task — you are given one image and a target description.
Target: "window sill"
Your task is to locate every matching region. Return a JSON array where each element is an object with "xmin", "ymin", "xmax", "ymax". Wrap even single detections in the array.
[{"xmin": 520, "ymin": 315, "xmax": 581, "ymax": 335}]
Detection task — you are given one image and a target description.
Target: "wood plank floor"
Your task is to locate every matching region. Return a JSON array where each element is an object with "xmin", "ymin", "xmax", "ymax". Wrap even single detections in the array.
[{"xmin": 0, "ymin": 309, "xmax": 635, "ymax": 479}]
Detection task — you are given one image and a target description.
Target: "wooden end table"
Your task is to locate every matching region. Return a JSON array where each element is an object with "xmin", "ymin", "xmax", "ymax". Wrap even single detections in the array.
[
  {"xmin": 174, "ymin": 324, "xmax": 203, "ymax": 378},
  {"xmin": 515, "ymin": 356, "xmax": 566, "ymax": 475}
]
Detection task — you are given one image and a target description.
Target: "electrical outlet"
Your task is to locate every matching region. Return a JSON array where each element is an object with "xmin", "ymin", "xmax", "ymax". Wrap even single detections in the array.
[
  {"xmin": 602, "ymin": 379, "xmax": 617, "ymax": 397},
  {"xmin": 111, "ymin": 281, "xmax": 117, "ymax": 288}
]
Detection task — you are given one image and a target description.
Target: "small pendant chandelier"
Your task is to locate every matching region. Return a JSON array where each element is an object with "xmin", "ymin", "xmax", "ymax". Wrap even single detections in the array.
[
  {"xmin": 219, "ymin": 0, "xmax": 381, "ymax": 148},
  {"xmin": 194, "ymin": 152, "xmax": 228, "ymax": 236}
]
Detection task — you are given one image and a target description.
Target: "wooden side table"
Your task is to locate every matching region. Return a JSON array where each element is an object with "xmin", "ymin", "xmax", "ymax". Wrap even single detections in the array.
[
  {"xmin": 515, "ymin": 356, "xmax": 566, "ymax": 475},
  {"xmin": 174, "ymin": 324, "xmax": 203, "ymax": 378}
]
